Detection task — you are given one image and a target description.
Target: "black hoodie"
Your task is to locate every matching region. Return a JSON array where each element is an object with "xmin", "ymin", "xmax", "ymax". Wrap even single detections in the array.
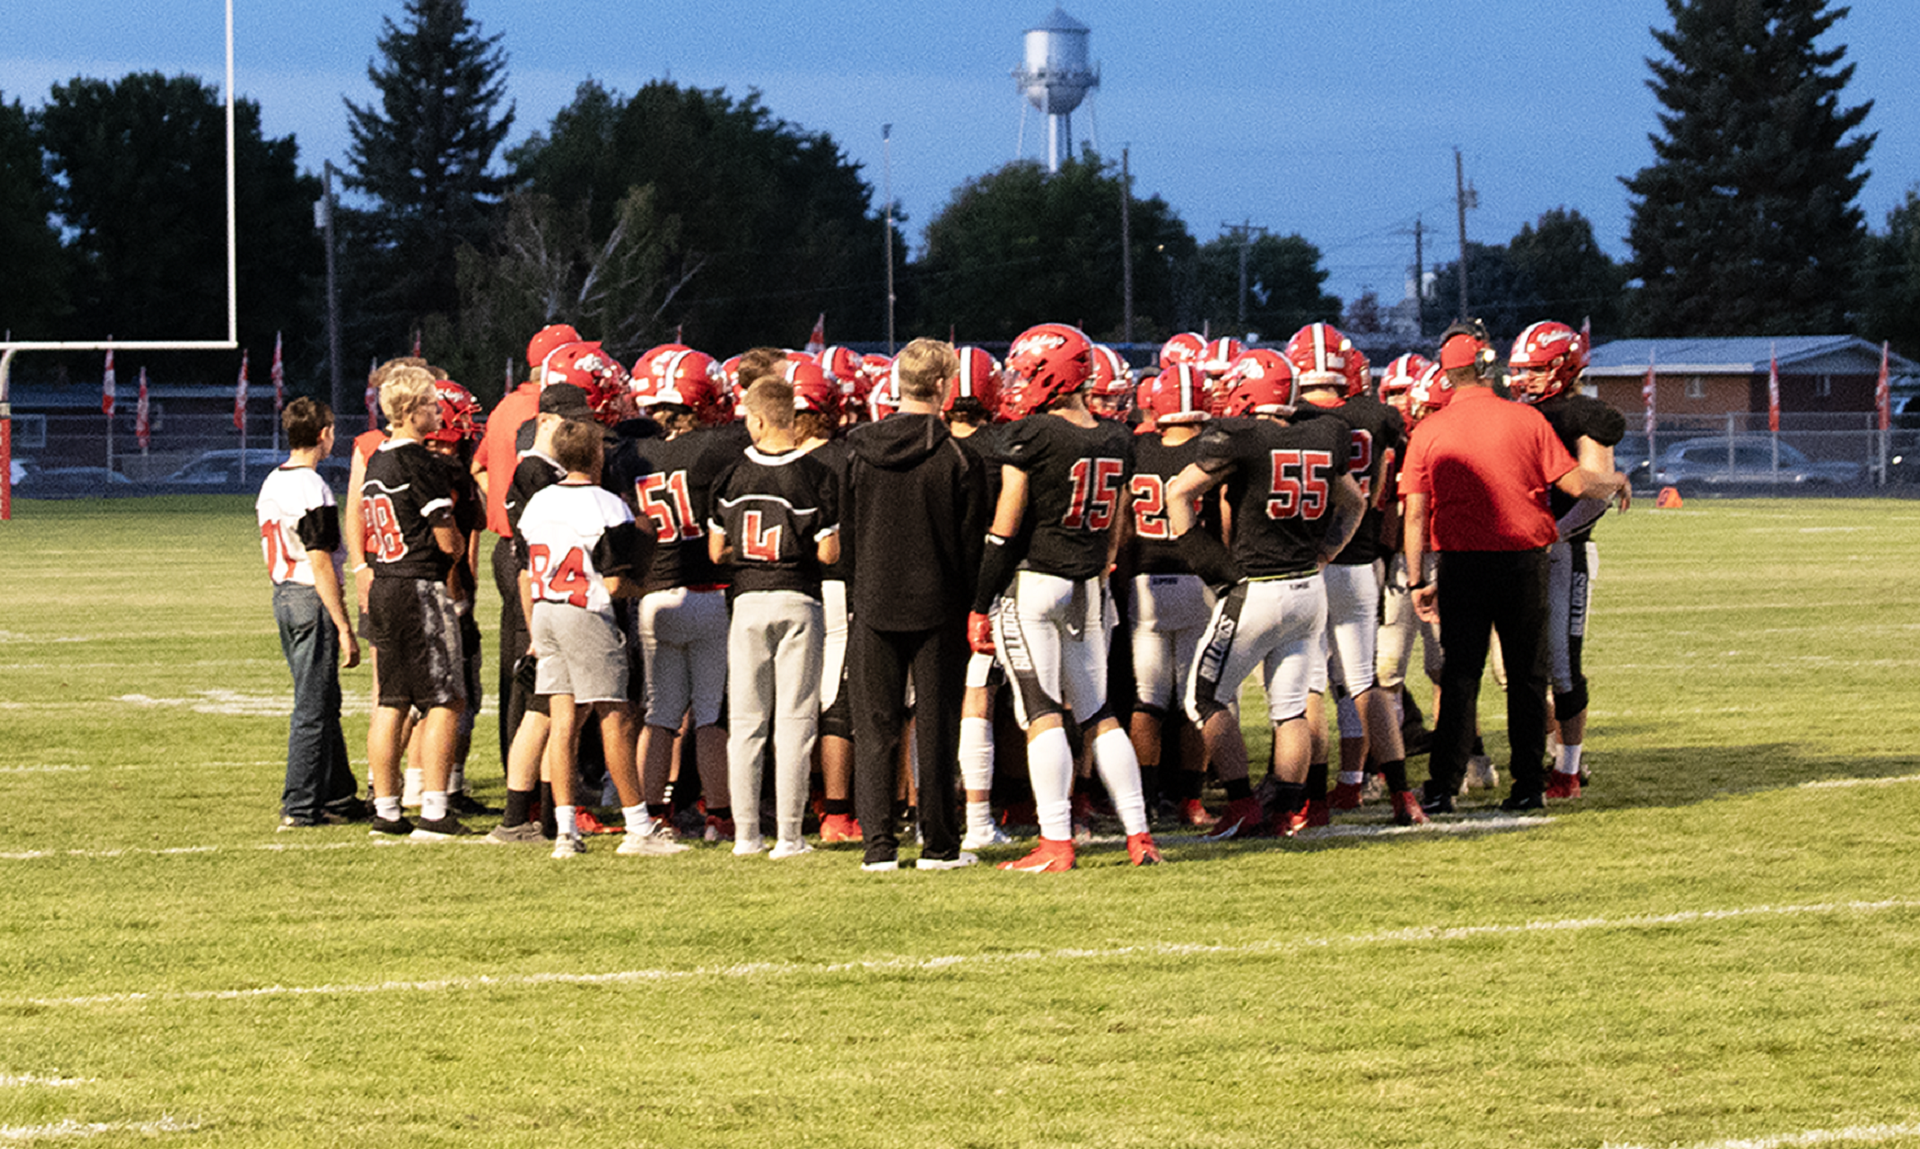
[{"xmin": 842, "ymin": 412, "xmax": 987, "ymax": 630}]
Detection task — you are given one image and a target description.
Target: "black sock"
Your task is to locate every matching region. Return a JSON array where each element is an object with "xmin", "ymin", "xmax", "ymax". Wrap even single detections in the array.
[
  {"xmin": 1378, "ymin": 759, "xmax": 1409, "ymax": 794},
  {"xmin": 1224, "ymin": 777, "xmax": 1254, "ymax": 802},
  {"xmin": 503, "ymin": 788, "xmax": 535, "ymax": 827},
  {"xmin": 539, "ymin": 782, "xmax": 557, "ymax": 837},
  {"xmin": 647, "ymin": 802, "xmax": 672, "ymax": 819},
  {"xmin": 1180, "ymin": 768, "xmax": 1206, "ymax": 800},
  {"xmin": 706, "ymin": 805, "xmax": 731, "ymax": 822},
  {"xmin": 824, "ymin": 797, "xmax": 853, "ymax": 817},
  {"xmin": 1273, "ymin": 782, "xmax": 1306, "ymax": 815},
  {"xmin": 1305, "ymin": 762, "xmax": 1329, "ymax": 797},
  {"xmin": 1472, "ymin": 734, "xmax": 1487, "ymax": 757}
]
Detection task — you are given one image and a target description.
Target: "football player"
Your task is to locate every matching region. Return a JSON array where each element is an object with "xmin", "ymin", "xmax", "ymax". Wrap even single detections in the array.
[
  {"xmin": 1165, "ymin": 349, "xmax": 1366, "ymax": 840},
  {"xmin": 971, "ymin": 323, "xmax": 1160, "ymax": 871}
]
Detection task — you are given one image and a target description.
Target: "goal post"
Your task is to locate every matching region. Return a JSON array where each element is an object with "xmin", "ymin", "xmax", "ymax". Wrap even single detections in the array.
[{"xmin": 1, "ymin": 0, "xmax": 239, "ymax": 521}]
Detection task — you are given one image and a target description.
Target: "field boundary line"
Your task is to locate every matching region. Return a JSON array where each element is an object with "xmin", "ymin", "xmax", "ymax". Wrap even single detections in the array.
[
  {"xmin": 0, "ymin": 1117, "xmax": 198, "ymax": 1142},
  {"xmin": 0, "ymin": 1074, "xmax": 93, "ymax": 1088},
  {"xmin": 13, "ymin": 898, "xmax": 1915, "ymax": 1011},
  {"xmin": 1797, "ymin": 774, "xmax": 1920, "ymax": 790},
  {"xmin": 1603, "ymin": 1121, "xmax": 1920, "ymax": 1149}
]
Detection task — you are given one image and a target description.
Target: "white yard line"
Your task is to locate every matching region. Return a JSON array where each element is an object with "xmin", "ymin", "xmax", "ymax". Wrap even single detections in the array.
[
  {"xmin": 0, "ymin": 1075, "xmax": 93, "ymax": 1088},
  {"xmin": 1604, "ymin": 1122, "xmax": 1920, "ymax": 1149},
  {"xmin": 11, "ymin": 898, "xmax": 1914, "ymax": 1011},
  {"xmin": 0, "ymin": 1117, "xmax": 197, "ymax": 1143},
  {"xmin": 1797, "ymin": 774, "xmax": 1920, "ymax": 790}
]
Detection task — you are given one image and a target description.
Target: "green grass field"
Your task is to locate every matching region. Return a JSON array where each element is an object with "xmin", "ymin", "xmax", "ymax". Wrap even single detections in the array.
[{"xmin": 2, "ymin": 495, "xmax": 1918, "ymax": 1148}]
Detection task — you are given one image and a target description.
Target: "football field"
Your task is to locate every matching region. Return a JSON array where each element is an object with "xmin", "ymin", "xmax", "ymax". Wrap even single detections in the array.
[{"xmin": 1, "ymin": 495, "xmax": 1917, "ymax": 1148}]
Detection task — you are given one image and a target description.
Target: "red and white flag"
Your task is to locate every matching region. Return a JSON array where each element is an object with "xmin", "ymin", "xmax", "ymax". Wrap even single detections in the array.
[
  {"xmin": 102, "ymin": 350, "xmax": 117, "ymax": 417},
  {"xmin": 411, "ymin": 329, "xmax": 422, "ymax": 359},
  {"xmin": 1876, "ymin": 340, "xmax": 1891, "ymax": 433},
  {"xmin": 1767, "ymin": 344, "xmax": 1781, "ymax": 433},
  {"xmin": 135, "ymin": 368, "xmax": 151, "ymax": 450},
  {"xmin": 271, "ymin": 331, "xmax": 286, "ymax": 416},
  {"xmin": 805, "ymin": 313, "xmax": 826, "ymax": 356},
  {"xmin": 234, "ymin": 350, "xmax": 250, "ymax": 433},
  {"xmin": 1642, "ymin": 352, "xmax": 1656, "ymax": 442},
  {"xmin": 366, "ymin": 357, "xmax": 380, "ymax": 432}
]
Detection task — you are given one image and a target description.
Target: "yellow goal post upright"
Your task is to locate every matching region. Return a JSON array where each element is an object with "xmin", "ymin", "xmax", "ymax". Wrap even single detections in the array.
[{"xmin": 0, "ymin": 0, "xmax": 239, "ymax": 521}]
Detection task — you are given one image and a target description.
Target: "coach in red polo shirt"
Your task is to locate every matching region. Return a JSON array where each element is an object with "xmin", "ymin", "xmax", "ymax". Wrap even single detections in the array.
[{"xmin": 1399, "ymin": 320, "xmax": 1627, "ymax": 812}]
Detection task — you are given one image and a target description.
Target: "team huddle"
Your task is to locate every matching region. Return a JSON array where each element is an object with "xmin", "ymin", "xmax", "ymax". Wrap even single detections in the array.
[{"xmin": 255, "ymin": 314, "xmax": 1630, "ymax": 870}]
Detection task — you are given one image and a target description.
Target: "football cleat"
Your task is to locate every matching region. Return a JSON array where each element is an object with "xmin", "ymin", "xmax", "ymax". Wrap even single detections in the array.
[
  {"xmin": 574, "ymin": 809, "xmax": 619, "ymax": 835},
  {"xmin": 1202, "ymin": 796, "xmax": 1267, "ymax": 841},
  {"xmin": 704, "ymin": 815, "xmax": 735, "ymax": 843},
  {"xmin": 998, "ymin": 838, "xmax": 1076, "ymax": 873},
  {"xmin": 1392, "ymin": 790, "xmax": 1430, "ymax": 827},
  {"xmin": 1180, "ymin": 798, "xmax": 1218, "ymax": 828},
  {"xmin": 1303, "ymin": 797, "xmax": 1331, "ymax": 828},
  {"xmin": 1274, "ymin": 804, "xmax": 1311, "ymax": 838},
  {"xmin": 1500, "ymin": 790, "xmax": 1547, "ymax": 813},
  {"xmin": 1463, "ymin": 755, "xmax": 1500, "ymax": 793},
  {"xmin": 409, "ymin": 815, "xmax": 468, "ymax": 841},
  {"xmin": 818, "ymin": 813, "xmax": 863, "ymax": 843},
  {"xmin": 550, "ymin": 831, "xmax": 586, "ymax": 859},
  {"xmin": 961, "ymin": 823, "xmax": 1013, "ymax": 850},
  {"xmin": 1544, "ymin": 772, "xmax": 1582, "ymax": 800},
  {"xmin": 1329, "ymin": 780, "xmax": 1367, "ymax": 810},
  {"xmin": 1126, "ymin": 832, "xmax": 1163, "ymax": 866}
]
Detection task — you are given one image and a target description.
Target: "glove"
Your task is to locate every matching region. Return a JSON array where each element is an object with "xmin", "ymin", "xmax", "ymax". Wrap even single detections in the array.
[{"xmin": 967, "ymin": 611, "xmax": 996, "ymax": 655}]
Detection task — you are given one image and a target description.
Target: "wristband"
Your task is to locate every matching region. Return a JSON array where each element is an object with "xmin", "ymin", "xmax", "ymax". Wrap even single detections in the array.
[
  {"xmin": 351, "ymin": 563, "xmax": 370, "ymax": 573},
  {"xmin": 1407, "ymin": 577, "xmax": 1429, "ymax": 591}
]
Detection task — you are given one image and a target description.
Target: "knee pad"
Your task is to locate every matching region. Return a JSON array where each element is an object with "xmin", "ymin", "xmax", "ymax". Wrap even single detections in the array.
[{"xmin": 1554, "ymin": 678, "xmax": 1588, "ymax": 722}]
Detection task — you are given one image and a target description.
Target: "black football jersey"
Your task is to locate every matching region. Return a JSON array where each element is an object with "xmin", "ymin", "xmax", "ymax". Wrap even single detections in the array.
[
  {"xmin": 708, "ymin": 447, "xmax": 841, "ymax": 597},
  {"xmin": 1193, "ymin": 414, "xmax": 1351, "ymax": 577},
  {"xmin": 607, "ymin": 424, "xmax": 740, "ymax": 593},
  {"xmin": 1127, "ymin": 433, "xmax": 1204, "ymax": 575},
  {"xmin": 804, "ymin": 435, "xmax": 852, "ymax": 583},
  {"xmin": 1536, "ymin": 393, "xmax": 1627, "ymax": 537},
  {"xmin": 1297, "ymin": 396, "xmax": 1404, "ymax": 565},
  {"xmin": 362, "ymin": 438, "xmax": 458, "ymax": 580},
  {"xmin": 996, "ymin": 412, "xmax": 1135, "ymax": 581}
]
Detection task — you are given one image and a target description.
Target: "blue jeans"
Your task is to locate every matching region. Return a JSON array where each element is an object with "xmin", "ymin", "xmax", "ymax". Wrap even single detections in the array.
[{"xmin": 274, "ymin": 582, "xmax": 359, "ymax": 821}]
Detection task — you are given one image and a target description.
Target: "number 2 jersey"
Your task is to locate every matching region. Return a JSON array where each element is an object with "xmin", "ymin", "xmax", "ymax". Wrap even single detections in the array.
[
  {"xmin": 994, "ymin": 412, "xmax": 1135, "ymax": 582},
  {"xmin": 1296, "ymin": 395, "xmax": 1405, "ymax": 566},
  {"xmin": 515, "ymin": 481, "xmax": 649, "ymax": 616},
  {"xmin": 361, "ymin": 438, "xmax": 458, "ymax": 581},
  {"xmin": 1191, "ymin": 414, "xmax": 1351, "ymax": 577}
]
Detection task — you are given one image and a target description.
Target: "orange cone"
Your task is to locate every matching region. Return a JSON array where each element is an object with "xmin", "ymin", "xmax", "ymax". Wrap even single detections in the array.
[{"xmin": 1655, "ymin": 486, "xmax": 1684, "ymax": 509}]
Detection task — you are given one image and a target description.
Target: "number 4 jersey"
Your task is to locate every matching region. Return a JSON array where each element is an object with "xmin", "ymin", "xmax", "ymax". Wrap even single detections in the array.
[
  {"xmin": 515, "ymin": 481, "xmax": 650, "ymax": 615},
  {"xmin": 1192, "ymin": 414, "xmax": 1351, "ymax": 577}
]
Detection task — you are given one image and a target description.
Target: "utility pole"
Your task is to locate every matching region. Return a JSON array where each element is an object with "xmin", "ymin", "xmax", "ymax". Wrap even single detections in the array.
[
  {"xmin": 1220, "ymin": 219, "xmax": 1268, "ymax": 332},
  {"xmin": 1454, "ymin": 147, "xmax": 1478, "ymax": 319},
  {"xmin": 1120, "ymin": 147, "xmax": 1134, "ymax": 344},
  {"xmin": 1394, "ymin": 214, "xmax": 1427, "ymax": 338},
  {"xmin": 883, "ymin": 125, "xmax": 896, "ymax": 354},
  {"xmin": 321, "ymin": 160, "xmax": 343, "ymax": 426}
]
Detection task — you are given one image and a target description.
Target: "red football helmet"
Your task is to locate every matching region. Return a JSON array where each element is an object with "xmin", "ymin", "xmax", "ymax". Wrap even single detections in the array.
[
  {"xmin": 543, "ymin": 342, "xmax": 632, "ymax": 425},
  {"xmin": 1408, "ymin": 359, "xmax": 1454, "ymax": 421},
  {"xmin": 1004, "ymin": 322, "xmax": 1094, "ymax": 419},
  {"xmin": 1145, "ymin": 363, "xmax": 1212, "ymax": 426},
  {"xmin": 1159, "ymin": 332, "xmax": 1206, "ymax": 370},
  {"xmin": 947, "ymin": 346, "xmax": 1003, "ymax": 417},
  {"xmin": 634, "ymin": 345, "xmax": 727, "ymax": 425},
  {"xmin": 817, "ymin": 345, "xmax": 863, "ymax": 389},
  {"xmin": 1284, "ymin": 322, "xmax": 1368, "ymax": 397},
  {"xmin": 717, "ymin": 354, "xmax": 744, "ymax": 392},
  {"xmin": 1199, "ymin": 336, "xmax": 1246, "ymax": 382},
  {"xmin": 1508, "ymin": 320, "xmax": 1588, "ymax": 403},
  {"xmin": 1087, "ymin": 344, "xmax": 1133, "ymax": 419},
  {"xmin": 867, "ymin": 370, "xmax": 900, "ymax": 421},
  {"xmin": 785, "ymin": 357, "xmax": 840, "ymax": 421},
  {"xmin": 425, "ymin": 379, "xmax": 483, "ymax": 444},
  {"xmin": 1378, "ymin": 353, "xmax": 1431, "ymax": 417},
  {"xmin": 1219, "ymin": 349, "xmax": 1299, "ymax": 417},
  {"xmin": 527, "ymin": 323, "xmax": 580, "ymax": 370}
]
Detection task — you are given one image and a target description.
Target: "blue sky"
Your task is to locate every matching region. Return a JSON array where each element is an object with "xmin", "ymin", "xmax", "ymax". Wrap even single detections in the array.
[{"xmin": 3, "ymin": 0, "xmax": 1914, "ymax": 329}]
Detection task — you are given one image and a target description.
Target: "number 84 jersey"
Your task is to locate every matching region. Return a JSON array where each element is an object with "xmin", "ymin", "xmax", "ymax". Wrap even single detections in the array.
[
  {"xmin": 1193, "ymin": 415, "xmax": 1350, "ymax": 577},
  {"xmin": 996, "ymin": 413, "xmax": 1135, "ymax": 582},
  {"xmin": 516, "ymin": 482, "xmax": 647, "ymax": 615}
]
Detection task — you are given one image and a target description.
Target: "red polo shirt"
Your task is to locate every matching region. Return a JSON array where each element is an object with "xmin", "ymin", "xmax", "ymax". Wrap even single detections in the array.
[
  {"xmin": 475, "ymin": 381, "xmax": 542, "ymax": 537},
  {"xmin": 1398, "ymin": 385, "xmax": 1577, "ymax": 552}
]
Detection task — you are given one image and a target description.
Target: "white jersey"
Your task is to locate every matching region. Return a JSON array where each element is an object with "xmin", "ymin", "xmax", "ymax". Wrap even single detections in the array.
[
  {"xmin": 255, "ymin": 463, "xmax": 342, "ymax": 587},
  {"xmin": 517, "ymin": 481, "xmax": 641, "ymax": 616}
]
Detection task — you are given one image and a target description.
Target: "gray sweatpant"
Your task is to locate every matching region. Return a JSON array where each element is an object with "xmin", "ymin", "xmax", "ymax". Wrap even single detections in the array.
[{"xmin": 727, "ymin": 590, "xmax": 824, "ymax": 843}]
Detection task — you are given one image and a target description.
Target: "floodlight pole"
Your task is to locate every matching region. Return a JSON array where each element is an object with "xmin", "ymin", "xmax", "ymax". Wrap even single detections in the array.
[
  {"xmin": 322, "ymin": 161, "xmax": 344, "ymax": 428},
  {"xmin": 883, "ymin": 124, "xmax": 896, "ymax": 355}
]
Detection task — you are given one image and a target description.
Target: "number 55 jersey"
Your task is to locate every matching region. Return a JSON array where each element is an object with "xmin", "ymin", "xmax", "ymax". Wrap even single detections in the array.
[{"xmin": 1192, "ymin": 414, "xmax": 1351, "ymax": 576}]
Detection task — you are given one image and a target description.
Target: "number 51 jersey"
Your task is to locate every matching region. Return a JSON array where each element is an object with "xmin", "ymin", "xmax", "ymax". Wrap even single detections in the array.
[{"xmin": 1193, "ymin": 415, "xmax": 1350, "ymax": 577}]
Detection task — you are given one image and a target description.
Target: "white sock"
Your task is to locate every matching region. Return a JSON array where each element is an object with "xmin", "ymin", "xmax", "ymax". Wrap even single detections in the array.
[
  {"xmin": 966, "ymin": 799, "xmax": 994, "ymax": 835},
  {"xmin": 1090, "ymin": 727, "xmax": 1149, "ymax": 835},
  {"xmin": 374, "ymin": 795, "xmax": 401, "ymax": 822},
  {"xmin": 1558, "ymin": 743, "xmax": 1584, "ymax": 776},
  {"xmin": 421, "ymin": 791, "xmax": 448, "ymax": 821},
  {"xmin": 449, "ymin": 766, "xmax": 467, "ymax": 794},
  {"xmin": 1026, "ymin": 726, "xmax": 1075, "ymax": 841},
  {"xmin": 555, "ymin": 805, "xmax": 576, "ymax": 838},
  {"xmin": 1338, "ymin": 770, "xmax": 1366, "ymax": 786},
  {"xmin": 623, "ymin": 804, "xmax": 649, "ymax": 834},
  {"xmin": 959, "ymin": 717, "xmax": 995, "ymax": 793}
]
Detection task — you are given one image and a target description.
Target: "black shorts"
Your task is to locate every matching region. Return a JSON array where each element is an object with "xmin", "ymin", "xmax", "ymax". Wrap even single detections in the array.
[{"xmin": 368, "ymin": 577, "xmax": 466, "ymax": 713}]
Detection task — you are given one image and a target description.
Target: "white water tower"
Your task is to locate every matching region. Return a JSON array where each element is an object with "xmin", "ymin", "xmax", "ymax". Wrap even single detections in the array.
[{"xmin": 1014, "ymin": 7, "xmax": 1100, "ymax": 172}]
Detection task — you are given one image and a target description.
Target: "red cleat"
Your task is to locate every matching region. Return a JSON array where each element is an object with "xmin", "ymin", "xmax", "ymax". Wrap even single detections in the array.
[
  {"xmin": 1274, "ymin": 805, "xmax": 1311, "ymax": 838},
  {"xmin": 1545, "ymin": 772, "xmax": 1582, "ymax": 800},
  {"xmin": 1392, "ymin": 790, "xmax": 1430, "ymax": 826},
  {"xmin": 1329, "ymin": 780, "xmax": 1367, "ymax": 810},
  {"xmin": 1202, "ymin": 796, "xmax": 1267, "ymax": 841},
  {"xmin": 575, "ymin": 809, "xmax": 620, "ymax": 835},
  {"xmin": 998, "ymin": 837, "xmax": 1076, "ymax": 872},
  {"xmin": 818, "ymin": 813, "xmax": 863, "ymax": 843},
  {"xmin": 1126, "ymin": 832, "xmax": 1162, "ymax": 866},
  {"xmin": 1304, "ymin": 797, "xmax": 1331, "ymax": 827},
  {"xmin": 1180, "ymin": 798, "xmax": 1217, "ymax": 828}
]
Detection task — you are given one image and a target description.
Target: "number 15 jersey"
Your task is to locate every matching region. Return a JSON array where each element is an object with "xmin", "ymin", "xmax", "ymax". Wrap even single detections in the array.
[
  {"xmin": 995, "ymin": 413, "xmax": 1135, "ymax": 582},
  {"xmin": 1192, "ymin": 415, "xmax": 1350, "ymax": 577}
]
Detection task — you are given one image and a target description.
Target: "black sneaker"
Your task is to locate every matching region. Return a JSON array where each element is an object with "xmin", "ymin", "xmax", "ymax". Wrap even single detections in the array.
[
  {"xmin": 369, "ymin": 815, "xmax": 414, "ymax": 836},
  {"xmin": 1419, "ymin": 786, "xmax": 1456, "ymax": 816},
  {"xmin": 1499, "ymin": 791, "xmax": 1546, "ymax": 813},
  {"xmin": 411, "ymin": 815, "xmax": 470, "ymax": 840},
  {"xmin": 448, "ymin": 792, "xmax": 497, "ymax": 817}
]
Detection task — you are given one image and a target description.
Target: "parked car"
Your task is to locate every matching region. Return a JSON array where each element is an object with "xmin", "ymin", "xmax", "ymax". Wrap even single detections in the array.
[
  {"xmin": 1613, "ymin": 433, "xmax": 1653, "ymax": 492},
  {"xmin": 11, "ymin": 466, "xmax": 139, "ymax": 499},
  {"xmin": 1648, "ymin": 436, "xmax": 1864, "ymax": 496},
  {"xmin": 154, "ymin": 449, "xmax": 350, "ymax": 495}
]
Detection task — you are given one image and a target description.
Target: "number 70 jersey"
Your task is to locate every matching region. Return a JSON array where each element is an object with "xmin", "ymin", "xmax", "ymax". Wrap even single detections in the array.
[{"xmin": 1193, "ymin": 414, "xmax": 1351, "ymax": 577}]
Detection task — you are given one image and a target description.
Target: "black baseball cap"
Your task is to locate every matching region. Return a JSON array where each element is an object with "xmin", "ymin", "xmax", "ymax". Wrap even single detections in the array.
[{"xmin": 539, "ymin": 383, "xmax": 594, "ymax": 420}]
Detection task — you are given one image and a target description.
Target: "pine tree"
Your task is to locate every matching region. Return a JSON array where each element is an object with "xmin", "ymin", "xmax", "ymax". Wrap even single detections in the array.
[
  {"xmin": 342, "ymin": 0, "xmax": 513, "ymax": 349},
  {"xmin": 1622, "ymin": 0, "xmax": 1873, "ymax": 336}
]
